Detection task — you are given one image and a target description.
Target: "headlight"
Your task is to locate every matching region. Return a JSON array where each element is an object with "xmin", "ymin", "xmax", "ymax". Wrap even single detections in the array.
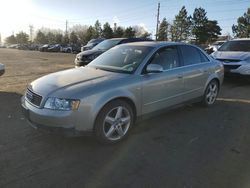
[
  {"xmin": 44, "ymin": 97, "xmax": 80, "ymax": 111},
  {"xmin": 247, "ymin": 57, "xmax": 250, "ymax": 63},
  {"xmin": 88, "ymin": 54, "xmax": 98, "ymax": 60},
  {"xmin": 76, "ymin": 54, "xmax": 83, "ymax": 60}
]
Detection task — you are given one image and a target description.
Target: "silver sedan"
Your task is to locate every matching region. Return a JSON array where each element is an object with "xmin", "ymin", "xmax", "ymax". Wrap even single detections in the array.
[{"xmin": 21, "ymin": 42, "xmax": 224, "ymax": 144}]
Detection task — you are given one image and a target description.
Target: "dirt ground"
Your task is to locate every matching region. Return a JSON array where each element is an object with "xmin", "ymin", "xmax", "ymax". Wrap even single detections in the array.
[{"xmin": 1, "ymin": 48, "xmax": 250, "ymax": 188}]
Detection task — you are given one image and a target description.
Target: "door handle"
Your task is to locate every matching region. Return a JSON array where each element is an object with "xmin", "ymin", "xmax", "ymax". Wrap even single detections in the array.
[{"xmin": 177, "ymin": 74, "xmax": 183, "ymax": 79}]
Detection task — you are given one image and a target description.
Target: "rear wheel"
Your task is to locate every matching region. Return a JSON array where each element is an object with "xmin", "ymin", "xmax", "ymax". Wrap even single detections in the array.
[
  {"xmin": 202, "ymin": 80, "xmax": 219, "ymax": 107},
  {"xmin": 94, "ymin": 100, "xmax": 134, "ymax": 144}
]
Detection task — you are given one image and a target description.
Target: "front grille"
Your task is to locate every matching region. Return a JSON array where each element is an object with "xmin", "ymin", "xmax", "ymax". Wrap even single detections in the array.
[
  {"xmin": 26, "ymin": 89, "xmax": 43, "ymax": 107},
  {"xmin": 217, "ymin": 59, "xmax": 241, "ymax": 63},
  {"xmin": 224, "ymin": 65, "xmax": 241, "ymax": 70}
]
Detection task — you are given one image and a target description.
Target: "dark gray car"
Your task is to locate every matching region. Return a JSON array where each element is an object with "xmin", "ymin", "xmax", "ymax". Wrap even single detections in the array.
[
  {"xmin": 0, "ymin": 63, "xmax": 5, "ymax": 76},
  {"xmin": 22, "ymin": 42, "xmax": 224, "ymax": 144},
  {"xmin": 75, "ymin": 38, "xmax": 153, "ymax": 67}
]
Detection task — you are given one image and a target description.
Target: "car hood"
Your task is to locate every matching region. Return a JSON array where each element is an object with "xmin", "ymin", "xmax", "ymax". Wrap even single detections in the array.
[
  {"xmin": 83, "ymin": 43, "xmax": 95, "ymax": 48},
  {"xmin": 29, "ymin": 67, "xmax": 124, "ymax": 97},
  {"xmin": 212, "ymin": 51, "xmax": 250, "ymax": 61},
  {"xmin": 78, "ymin": 49, "xmax": 104, "ymax": 56}
]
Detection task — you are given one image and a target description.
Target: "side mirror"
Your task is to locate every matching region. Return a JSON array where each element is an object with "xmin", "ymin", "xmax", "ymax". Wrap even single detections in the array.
[{"xmin": 146, "ymin": 64, "xmax": 163, "ymax": 73}]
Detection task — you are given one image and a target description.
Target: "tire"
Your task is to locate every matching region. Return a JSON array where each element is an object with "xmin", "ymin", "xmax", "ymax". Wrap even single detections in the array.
[
  {"xmin": 94, "ymin": 100, "xmax": 134, "ymax": 144},
  {"xmin": 202, "ymin": 79, "xmax": 219, "ymax": 107},
  {"xmin": 66, "ymin": 49, "xmax": 71, "ymax": 53}
]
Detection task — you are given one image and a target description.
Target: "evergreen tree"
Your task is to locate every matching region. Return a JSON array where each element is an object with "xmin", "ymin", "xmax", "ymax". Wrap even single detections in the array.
[
  {"xmin": 5, "ymin": 35, "xmax": 17, "ymax": 44},
  {"xmin": 62, "ymin": 34, "xmax": 69, "ymax": 45},
  {"xmin": 232, "ymin": 8, "xmax": 250, "ymax": 38},
  {"xmin": 85, "ymin": 26, "xmax": 96, "ymax": 43},
  {"xmin": 157, "ymin": 17, "xmax": 169, "ymax": 41},
  {"xmin": 94, "ymin": 20, "xmax": 102, "ymax": 38},
  {"xmin": 102, "ymin": 22, "xmax": 113, "ymax": 39},
  {"xmin": 15, "ymin": 31, "xmax": 29, "ymax": 44},
  {"xmin": 170, "ymin": 6, "xmax": 192, "ymax": 41},
  {"xmin": 54, "ymin": 33, "xmax": 63, "ymax": 44},
  {"xmin": 114, "ymin": 26, "xmax": 124, "ymax": 37},
  {"xmin": 69, "ymin": 31, "xmax": 78, "ymax": 44},
  {"xmin": 192, "ymin": 7, "xmax": 208, "ymax": 44},
  {"xmin": 34, "ymin": 30, "xmax": 47, "ymax": 44},
  {"xmin": 206, "ymin": 20, "xmax": 221, "ymax": 43},
  {"xmin": 123, "ymin": 27, "xmax": 135, "ymax": 38}
]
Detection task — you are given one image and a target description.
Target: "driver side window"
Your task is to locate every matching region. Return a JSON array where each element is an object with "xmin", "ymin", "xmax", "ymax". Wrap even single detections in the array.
[{"xmin": 150, "ymin": 46, "xmax": 180, "ymax": 70}]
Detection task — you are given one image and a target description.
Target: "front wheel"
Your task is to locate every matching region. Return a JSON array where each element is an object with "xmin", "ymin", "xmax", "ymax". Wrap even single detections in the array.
[
  {"xmin": 94, "ymin": 100, "xmax": 134, "ymax": 144},
  {"xmin": 202, "ymin": 80, "xmax": 219, "ymax": 107}
]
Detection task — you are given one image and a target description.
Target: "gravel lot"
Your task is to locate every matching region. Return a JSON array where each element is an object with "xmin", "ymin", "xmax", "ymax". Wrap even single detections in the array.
[{"xmin": 1, "ymin": 48, "xmax": 250, "ymax": 188}]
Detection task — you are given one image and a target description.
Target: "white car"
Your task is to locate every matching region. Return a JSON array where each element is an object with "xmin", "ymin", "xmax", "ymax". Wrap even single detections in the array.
[
  {"xmin": 212, "ymin": 38, "xmax": 250, "ymax": 76},
  {"xmin": 0, "ymin": 63, "xmax": 5, "ymax": 76}
]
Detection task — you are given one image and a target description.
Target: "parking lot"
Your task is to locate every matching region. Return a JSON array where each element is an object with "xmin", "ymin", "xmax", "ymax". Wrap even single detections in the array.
[{"xmin": 1, "ymin": 48, "xmax": 250, "ymax": 188}]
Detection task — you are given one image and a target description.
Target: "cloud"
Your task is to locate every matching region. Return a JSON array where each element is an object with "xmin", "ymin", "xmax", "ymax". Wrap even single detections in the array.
[{"xmin": 139, "ymin": 23, "xmax": 148, "ymax": 32}]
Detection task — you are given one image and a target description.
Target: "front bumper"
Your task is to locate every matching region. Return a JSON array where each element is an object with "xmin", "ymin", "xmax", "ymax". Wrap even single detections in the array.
[
  {"xmin": 21, "ymin": 96, "xmax": 92, "ymax": 137},
  {"xmin": 74, "ymin": 58, "xmax": 91, "ymax": 67},
  {"xmin": 224, "ymin": 63, "xmax": 250, "ymax": 75}
]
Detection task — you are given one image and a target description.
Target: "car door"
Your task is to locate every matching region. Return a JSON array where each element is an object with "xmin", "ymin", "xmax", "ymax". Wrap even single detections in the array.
[
  {"xmin": 178, "ymin": 45, "xmax": 211, "ymax": 100},
  {"xmin": 141, "ymin": 46, "xmax": 185, "ymax": 114}
]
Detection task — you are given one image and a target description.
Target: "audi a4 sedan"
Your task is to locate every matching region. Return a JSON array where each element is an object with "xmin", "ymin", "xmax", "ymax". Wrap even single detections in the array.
[
  {"xmin": 21, "ymin": 42, "xmax": 224, "ymax": 144},
  {"xmin": 212, "ymin": 38, "xmax": 250, "ymax": 76}
]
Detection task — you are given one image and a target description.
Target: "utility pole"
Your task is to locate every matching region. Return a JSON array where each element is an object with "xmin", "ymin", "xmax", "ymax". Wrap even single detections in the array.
[
  {"xmin": 29, "ymin": 25, "xmax": 34, "ymax": 42},
  {"xmin": 155, "ymin": 2, "xmax": 160, "ymax": 40},
  {"xmin": 66, "ymin": 20, "xmax": 68, "ymax": 34}
]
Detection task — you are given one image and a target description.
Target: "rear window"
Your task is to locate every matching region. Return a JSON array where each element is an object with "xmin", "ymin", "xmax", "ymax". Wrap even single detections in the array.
[
  {"xmin": 219, "ymin": 40, "xmax": 250, "ymax": 52},
  {"xmin": 180, "ymin": 45, "xmax": 208, "ymax": 65}
]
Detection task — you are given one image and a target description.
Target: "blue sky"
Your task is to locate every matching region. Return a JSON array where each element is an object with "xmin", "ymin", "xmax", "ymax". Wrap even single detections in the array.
[{"xmin": 0, "ymin": 0, "xmax": 249, "ymax": 40}]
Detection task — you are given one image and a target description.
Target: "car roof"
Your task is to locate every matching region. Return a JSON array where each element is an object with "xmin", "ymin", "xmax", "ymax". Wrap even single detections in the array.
[
  {"xmin": 232, "ymin": 38, "xmax": 250, "ymax": 41},
  {"xmin": 107, "ymin": 38, "xmax": 126, "ymax": 41},
  {"xmin": 121, "ymin": 41, "xmax": 188, "ymax": 48}
]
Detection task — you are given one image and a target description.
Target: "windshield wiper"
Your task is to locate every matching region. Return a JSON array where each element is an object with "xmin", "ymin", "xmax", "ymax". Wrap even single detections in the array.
[{"xmin": 95, "ymin": 66, "xmax": 130, "ymax": 74}]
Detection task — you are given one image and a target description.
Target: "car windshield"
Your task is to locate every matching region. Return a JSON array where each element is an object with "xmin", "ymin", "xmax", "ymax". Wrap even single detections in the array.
[
  {"xmin": 93, "ymin": 39, "xmax": 122, "ymax": 50},
  {"xmin": 88, "ymin": 45, "xmax": 153, "ymax": 74},
  {"xmin": 219, "ymin": 40, "xmax": 250, "ymax": 52}
]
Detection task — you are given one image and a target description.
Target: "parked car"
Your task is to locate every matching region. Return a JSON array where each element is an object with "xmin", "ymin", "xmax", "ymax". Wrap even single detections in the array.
[
  {"xmin": 75, "ymin": 38, "xmax": 153, "ymax": 67},
  {"xmin": 21, "ymin": 42, "xmax": 223, "ymax": 144},
  {"xmin": 61, "ymin": 44, "xmax": 81, "ymax": 53},
  {"xmin": 211, "ymin": 38, "xmax": 250, "ymax": 76},
  {"xmin": 8, "ymin": 44, "xmax": 20, "ymax": 49},
  {"xmin": 47, "ymin": 44, "xmax": 62, "ymax": 52},
  {"xmin": 0, "ymin": 63, "xmax": 5, "ymax": 76},
  {"xmin": 81, "ymin": 38, "xmax": 105, "ymax": 51},
  {"xmin": 205, "ymin": 41, "xmax": 226, "ymax": 54},
  {"xmin": 39, "ymin": 44, "xmax": 52, "ymax": 52},
  {"xmin": 18, "ymin": 44, "xmax": 30, "ymax": 50},
  {"xmin": 61, "ymin": 45, "xmax": 72, "ymax": 53}
]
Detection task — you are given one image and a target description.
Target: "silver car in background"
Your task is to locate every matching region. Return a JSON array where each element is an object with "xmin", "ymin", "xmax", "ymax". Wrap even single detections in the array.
[
  {"xmin": 0, "ymin": 63, "xmax": 5, "ymax": 76},
  {"xmin": 21, "ymin": 42, "xmax": 224, "ymax": 144},
  {"xmin": 212, "ymin": 38, "xmax": 250, "ymax": 76}
]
